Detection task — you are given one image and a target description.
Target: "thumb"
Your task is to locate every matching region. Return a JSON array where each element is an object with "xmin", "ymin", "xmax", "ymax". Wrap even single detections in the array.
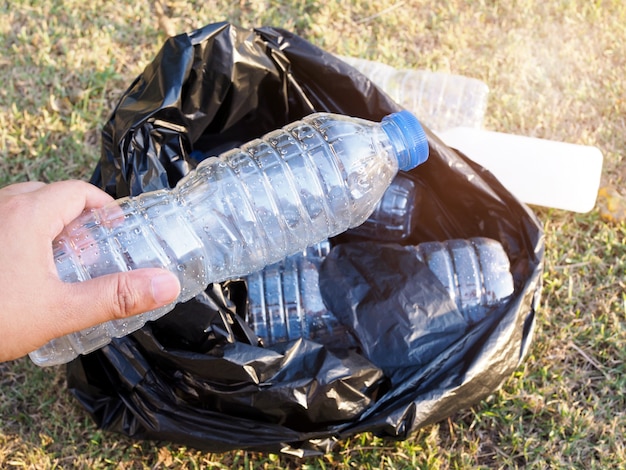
[{"xmin": 57, "ymin": 269, "xmax": 181, "ymax": 335}]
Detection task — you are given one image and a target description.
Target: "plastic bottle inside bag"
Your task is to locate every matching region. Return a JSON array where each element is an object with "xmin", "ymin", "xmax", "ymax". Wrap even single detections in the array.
[
  {"xmin": 346, "ymin": 171, "xmax": 418, "ymax": 242},
  {"xmin": 245, "ymin": 237, "xmax": 514, "ymax": 347},
  {"xmin": 246, "ymin": 240, "xmax": 356, "ymax": 347}
]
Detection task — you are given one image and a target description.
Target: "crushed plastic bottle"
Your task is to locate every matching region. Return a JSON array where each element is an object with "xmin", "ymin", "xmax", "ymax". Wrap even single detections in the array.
[{"xmin": 29, "ymin": 110, "xmax": 429, "ymax": 367}]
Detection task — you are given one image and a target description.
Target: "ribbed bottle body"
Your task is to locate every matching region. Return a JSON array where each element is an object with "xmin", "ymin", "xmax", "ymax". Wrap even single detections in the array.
[
  {"xmin": 244, "ymin": 237, "xmax": 514, "ymax": 350},
  {"xmin": 246, "ymin": 240, "xmax": 352, "ymax": 347},
  {"xmin": 179, "ymin": 113, "xmax": 402, "ymax": 281},
  {"xmin": 340, "ymin": 55, "xmax": 489, "ymax": 132},
  {"xmin": 412, "ymin": 237, "xmax": 514, "ymax": 324},
  {"xmin": 347, "ymin": 172, "xmax": 417, "ymax": 242}
]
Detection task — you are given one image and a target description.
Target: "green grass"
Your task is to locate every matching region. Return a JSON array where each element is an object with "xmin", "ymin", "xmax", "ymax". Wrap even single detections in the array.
[{"xmin": 2, "ymin": 0, "xmax": 626, "ymax": 468}]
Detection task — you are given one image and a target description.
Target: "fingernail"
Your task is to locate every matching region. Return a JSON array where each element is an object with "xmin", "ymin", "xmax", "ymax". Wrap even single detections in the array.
[{"xmin": 151, "ymin": 273, "xmax": 180, "ymax": 305}]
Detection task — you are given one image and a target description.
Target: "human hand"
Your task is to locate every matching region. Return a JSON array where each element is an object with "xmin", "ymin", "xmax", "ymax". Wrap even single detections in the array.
[{"xmin": 0, "ymin": 181, "xmax": 181, "ymax": 362}]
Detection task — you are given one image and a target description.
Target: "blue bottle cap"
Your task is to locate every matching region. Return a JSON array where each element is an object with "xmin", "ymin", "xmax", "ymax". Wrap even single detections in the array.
[{"xmin": 381, "ymin": 110, "xmax": 429, "ymax": 171}]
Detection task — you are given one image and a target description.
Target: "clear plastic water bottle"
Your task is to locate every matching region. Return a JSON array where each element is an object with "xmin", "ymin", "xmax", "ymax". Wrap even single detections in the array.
[
  {"xmin": 245, "ymin": 237, "xmax": 514, "ymax": 348},
  {"xmin": 347, "ymin": 172, "xmax": 418, "ymax": 242},
  {"xmin": 29, "ymin": 110, "xmax": 429, "ymax": 367},
  {"xmin": 246, "ymin": 240, "xmax": 354, "ymax": 347},
  {"xmin": 410, "ymin": 237, "xmax": 515, "ymax": 324},
  {"xmin": 339, "ymin": 55, "xmax": 489, "ymax": 133}
]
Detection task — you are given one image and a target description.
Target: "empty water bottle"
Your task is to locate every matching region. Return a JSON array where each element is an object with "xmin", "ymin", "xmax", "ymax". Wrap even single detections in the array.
[
  {"xmin": 410, "ymin": 237, "xmax": 515, "ymax": 324},
  {"xmin": 347, "ymin": 171, "xmax": 418, "ymax": 241},
  {"xmin": 29, "ymin": 110, "xmax": 429, "ymax": 366},
  {"xmin": 339, "ymin": 55, "xmax": 489, "ymax": 133},
  {"xmin": 246, "ymin": 240, "xmax": 354, "ymax": 347},
  {"xmin": 246, "ymin": 237, "xmax": 514, "ymax": 348}
]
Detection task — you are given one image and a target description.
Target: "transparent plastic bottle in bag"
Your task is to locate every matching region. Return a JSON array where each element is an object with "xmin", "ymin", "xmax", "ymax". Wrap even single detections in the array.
[
  {"xmin": 339, "ymin": 55, "xmax": 489, "ymax": 133},
  {"xmin": 246, "ymin": 240, "xmax": 354, "ymax": 347},
  {"xmin": 347, "ymin": 171, "xmax": 418, "ymax": 242},
  {"xmin": 245, "ymin": 237, "xmax": 514, "ymax": 348},
  {"xmin": 29, "ymin": 110, "xmax": 429, "ymax": 367},
  {"xmin": 410, "ymin": 237, "xmax": 515, "ymax": 324}
]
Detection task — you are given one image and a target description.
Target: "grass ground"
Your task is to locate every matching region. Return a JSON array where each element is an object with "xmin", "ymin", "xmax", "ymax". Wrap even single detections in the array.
[{"xmin": 1, "ymin": 0, "xmax": 625, "ymax": 468}]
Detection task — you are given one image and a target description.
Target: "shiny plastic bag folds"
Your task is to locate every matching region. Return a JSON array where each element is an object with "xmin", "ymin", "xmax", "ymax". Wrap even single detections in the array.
[{"xmin": 67, "ymin": 22, "xmax": 544, "ymax": 454}]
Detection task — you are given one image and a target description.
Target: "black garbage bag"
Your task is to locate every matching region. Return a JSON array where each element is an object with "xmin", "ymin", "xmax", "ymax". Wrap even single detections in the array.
[{"xmin": 67, "ymin": 22, "xmax": 544, "ymax": 455}]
